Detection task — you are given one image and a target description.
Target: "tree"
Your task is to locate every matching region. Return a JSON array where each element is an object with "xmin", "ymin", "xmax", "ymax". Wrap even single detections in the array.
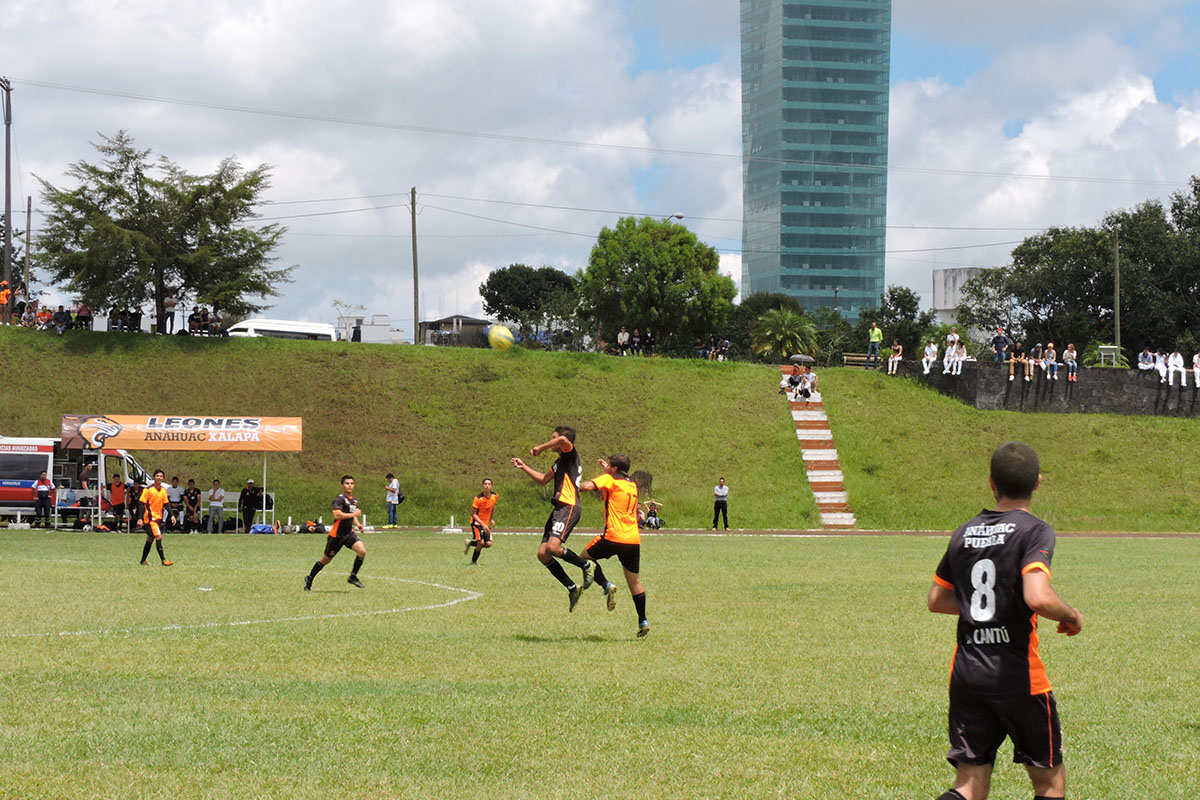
[
  {"xmin": 36, "ymin": 131, "xmax": 292, "ymax": 330},
  {"xmin": 479, "ymin": 263, "xmax": 576, "ymax": 345},
  {"xmin": 808, "ymin": 307, "xmax": 853, "ymax": 367},
  {"xmin": 725, "ymin": 292, "xmax": 803, "ymax": 361},
  {"xmin": 955, "ymin": 267, "xmax": 1016, "ymax": 337},
  {"xmin": 750, "ymin": 308, "xmax": 817, "ymax": 361},
  {"xmin": 578, "ymin": 216, "xmax": 736, "ymax": 353},
  {"xmin": 854, "ymin": 285, "xmax": 936, "ymax": 359}
]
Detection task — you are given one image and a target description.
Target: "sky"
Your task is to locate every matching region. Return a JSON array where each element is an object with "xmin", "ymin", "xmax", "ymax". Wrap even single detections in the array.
[{"xmin": 4, "ymin": 0, "xmax": 1200, "ymax": 338}]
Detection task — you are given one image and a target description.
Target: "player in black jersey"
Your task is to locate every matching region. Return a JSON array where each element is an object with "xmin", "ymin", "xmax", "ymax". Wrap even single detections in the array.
[
  {"xmin": 304, "ymin": 475, "xmax": 367, "ymax": 591},
  {"xmin": 511, "ymin": 425, "xmax": 594, "ymax": 611},
  {"xmin": 927, "ymin": 442, "xmax": 1083, "ymax": 800}
]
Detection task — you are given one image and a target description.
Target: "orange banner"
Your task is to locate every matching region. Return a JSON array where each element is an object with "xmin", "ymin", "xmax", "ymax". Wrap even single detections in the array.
[{"xmin": 61, "ymin": 415, "xmax": 303, "ymax": 452}]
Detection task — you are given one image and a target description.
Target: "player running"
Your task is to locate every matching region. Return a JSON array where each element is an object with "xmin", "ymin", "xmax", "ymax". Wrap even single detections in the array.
[
  {"xmin": 464, "ymin": 478, "xmax": 498, "ymax": 564},
  {"xmin": 304, "ymin": 475, "xmax": 367, "ymax": 591},
  {"xmin": 579, "ymin": 454, "xmax": 650, "ymax": 637},
  {"xmin": 138, "ymin": 469, "xmax": 174, "ymax": 566},
  {"xmin": 927, "ymin": 441, "xmax": 1083, "ymax": 800},
  {"xmin": 510, "ymin": 426, "xmax": 594, "ymax": 611}
]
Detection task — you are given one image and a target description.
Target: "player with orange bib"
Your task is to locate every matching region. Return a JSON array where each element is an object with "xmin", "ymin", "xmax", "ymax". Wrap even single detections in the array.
[
  {"xmin": 579, "ymin": 453, "xmax": 650, "ymax": 637},
  {"xmin": 139, "ymin": 469, "xmax": 174, "ymax": 566},
  {"xmin": 464, "ymin": 478, "xmax": 498, "ymax": 564}
]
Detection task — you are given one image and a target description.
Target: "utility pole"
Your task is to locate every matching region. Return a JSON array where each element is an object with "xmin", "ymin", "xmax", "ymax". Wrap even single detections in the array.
[
  {"xmin": 24, "ymin": 195, "xmax": 31, "ymax": 291},
  {"xmin": 410, "ymin": 186, "xmax": 419, "ymax": 344},
  {"xmin": 2, "ymin": 77, "xmax": 12, "ymax": 290},
  {"xmin": 1113, "ymin": 223, "xmax": 1121, "ymax": 355}
]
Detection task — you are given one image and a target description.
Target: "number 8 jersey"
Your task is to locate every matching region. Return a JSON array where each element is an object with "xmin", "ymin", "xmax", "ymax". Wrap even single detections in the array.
[{"xmin": 933, "ymin": 508, "xmax": 1056, "ymax": 695}]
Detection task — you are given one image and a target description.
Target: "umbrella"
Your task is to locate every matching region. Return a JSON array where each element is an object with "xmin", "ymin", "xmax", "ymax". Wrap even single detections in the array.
[{"xmin": 788, "ymin": 354, "xmax": 815, "ymax": 363}]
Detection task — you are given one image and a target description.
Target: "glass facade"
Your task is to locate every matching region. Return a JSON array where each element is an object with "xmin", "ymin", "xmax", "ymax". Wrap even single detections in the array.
[{"xmin": 741, "ymin": 0, "xmax": 890, "ymax": 321}]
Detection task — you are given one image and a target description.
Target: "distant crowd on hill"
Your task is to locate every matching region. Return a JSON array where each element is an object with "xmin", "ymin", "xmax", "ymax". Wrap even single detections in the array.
[{"xmin": 0, "ymin": 283, "xmax": 226, "ymax": 336}]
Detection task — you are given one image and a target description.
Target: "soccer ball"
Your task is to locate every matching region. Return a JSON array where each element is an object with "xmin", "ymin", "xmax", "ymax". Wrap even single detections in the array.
[{"xmin": 488, "ymin": 324, "xmax": 515, "ymax": 351}]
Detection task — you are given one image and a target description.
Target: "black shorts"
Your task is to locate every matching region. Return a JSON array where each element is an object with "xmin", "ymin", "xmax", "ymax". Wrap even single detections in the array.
[
  {"xmin": 947, "ymin": 687, "xmax": 1062, "ymax": 769},
  {"xmin": 323, "ymin": 531, "xmax": 362, "ymax": 559},
  {"xmin": 110, "ymin": 503, "xmax": 125, "ymax": 516},
  {"xmin": 541, "ymin": 503, "xmax": 581, "ymax": 543},
  {"xmin": 584, "ymin": 536, "xmax": 640, "ymax": 574},
  {"xmin": 471, "ymin": 521, "xmax": 492, "ymax": 543}
]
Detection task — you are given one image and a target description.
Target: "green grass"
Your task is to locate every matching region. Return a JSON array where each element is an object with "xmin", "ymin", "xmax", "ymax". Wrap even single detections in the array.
[{"xmin": 0, "ymin": 530, "xmax": 1196, "ymax": 798}]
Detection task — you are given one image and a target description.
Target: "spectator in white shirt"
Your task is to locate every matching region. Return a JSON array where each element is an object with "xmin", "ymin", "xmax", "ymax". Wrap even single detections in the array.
[
  {"xmin": 207, "ymin": 479, "xmax": 226, "ymax": 533},
  {"xmin": 712, "ymin": 478, "xmax": 729, "ymax": 530},
  {"xmin": 1137, "ymin": 348, "xmax": 1155, "ymax": 372},
  {"xmin": 1193, "ymin": 351, "xmax": 1200, "ymax": 387},
  {"xmin": 1167, "ymin": 351, "xmax": 1187, "ymax": 386},
  {"xmin": 922, "ymin": 341, "xmax": 938, "ymax": 375},
  {"xmin": 1043, "ymin": 343, "xmax": 1058, "ymax": 380},
  {"xmin": 1155, "ymin": 349, "xmax": 1169, "ymax": 383},
  {"xmin": 1063, "ymin": 344, "xmax": 1079, "ymax": 382}
]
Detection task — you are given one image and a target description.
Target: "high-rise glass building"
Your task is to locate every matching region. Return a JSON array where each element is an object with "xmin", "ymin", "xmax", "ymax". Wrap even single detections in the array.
[{"xmin": 741, "ymin": 0, "xmax": 890, "ymax": 322}]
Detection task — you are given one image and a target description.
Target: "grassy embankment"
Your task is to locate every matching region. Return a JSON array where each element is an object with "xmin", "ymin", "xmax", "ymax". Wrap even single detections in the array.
[{"xmin": 4, "ymin": 326, "xmax": 1200, "ymax": 532}]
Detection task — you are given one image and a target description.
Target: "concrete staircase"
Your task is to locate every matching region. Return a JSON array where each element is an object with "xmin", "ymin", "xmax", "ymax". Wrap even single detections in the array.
[{"xmin": 779, "ymin": 368, "xmax": 856, "ymax": 529}]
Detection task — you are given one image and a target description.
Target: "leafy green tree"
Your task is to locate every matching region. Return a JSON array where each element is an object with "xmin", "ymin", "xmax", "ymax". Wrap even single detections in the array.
[
  {"xmin": 726, "ymin": 292, "xmax": 803, "ymax": 362},
  {"xmin": 955, "ymin": 267, "xmax": 1016, "ymax": 338},
  {"xmin": 578, "ymin": 216, "xmax": 736, "ymax": 353},
  {"xmin": 808, "ymin": 307, "xmax": 853, "ymax": 367},
  {"xmin": 853, "ymin": 285, "xmax": 935, "ymax": 359},
  {"xmin": 479, "ymin": 263, "xmax": 577, "ymax": 344},
  {"xmin": 36, "ymin": 131, "xmax": 291, "ymax": 330},
  {"xmin": 750, "ymin": 308, "xmax": 817, "ymax": 361}
]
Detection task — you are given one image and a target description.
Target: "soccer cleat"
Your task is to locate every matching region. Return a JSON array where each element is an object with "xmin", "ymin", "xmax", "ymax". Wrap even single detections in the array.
[
  {"xmin": 161, "ymin": 560, "xmax": 174, "ymax": 566},
  {"xmin": 463, "ymin": 538, "xmax": 471, "ymax": 555},
  {"xmin": 140, "ymin": 560, "xmax": 149, "ymax": 566},
  {"xmin": 347, "ymin": 575, "xmax": 365, "ymax": 588},
  {"xmin": 304, "ymin": 574, "xmax": 313, "ymax": 591},
  {"xmin": 604, "ymin": 581, "xmax": 617, "ymax": 611},
  {"xmin": 637, "ymin": 620, "xmax": 650, "ymax": 638},
  {"xmin": 568, "ymin": 585, "xmax": 582, "ymax": 612},
  {"xmin": 581, "ymin": 561, "xmax": 595, "ymax": 591}
]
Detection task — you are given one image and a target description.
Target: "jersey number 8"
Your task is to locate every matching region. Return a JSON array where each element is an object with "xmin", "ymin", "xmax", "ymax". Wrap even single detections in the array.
[{"xmin": 969, "ymin": 558, "xmax": 996, "ymax": 622}]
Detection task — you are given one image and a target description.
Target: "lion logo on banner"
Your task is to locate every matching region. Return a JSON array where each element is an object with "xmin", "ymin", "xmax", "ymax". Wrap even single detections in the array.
[{"xmin": 62, "ymin": 415, "xmax": 124, "ymax": 449}]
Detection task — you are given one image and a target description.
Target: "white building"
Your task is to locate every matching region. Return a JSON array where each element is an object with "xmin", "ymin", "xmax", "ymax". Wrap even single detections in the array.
[{"xmin": 931, "ymin": 267, "xmax": 984, "ymax": 325}]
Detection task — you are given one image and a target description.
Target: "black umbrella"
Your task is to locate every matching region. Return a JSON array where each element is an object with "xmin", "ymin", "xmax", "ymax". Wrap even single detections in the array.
[{"xmin": 788, "ymin": 354, "xmax": 815, "ymax": 363}]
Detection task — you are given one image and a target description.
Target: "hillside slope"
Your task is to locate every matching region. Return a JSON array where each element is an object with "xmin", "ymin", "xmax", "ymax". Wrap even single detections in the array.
[{"xmin": 1, "ymin": 328, "xmax": 816, "ymax": 529}]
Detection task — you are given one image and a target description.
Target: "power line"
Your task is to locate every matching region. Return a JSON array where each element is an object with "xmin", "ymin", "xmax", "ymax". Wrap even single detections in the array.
[{"xmin": 14, "ymin": 77, "xmax": 1191, "ymax": 188}]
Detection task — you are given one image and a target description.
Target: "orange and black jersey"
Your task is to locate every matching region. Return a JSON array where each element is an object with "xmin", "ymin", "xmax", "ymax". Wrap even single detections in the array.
[
  {"xmin": 331, "ymin": 492, "xmax": 359, "ymax": 538},
  {"xmin": 472, "ymin": 492, "xmax": 498, "ymax": 526},
  {"xmin": 550, "ymin": 445, "xmax": 582, "ymax": 507},
  {"xmin": 140, "ymin": 485, "xmax": 168, "ymax": 522},
  {"xmin": 934, "ymin": 508, "xmax": 1056, "ymax": 695},
  {"xmin": 591, "ymin": 472, "xmax": 640, "ymax": 545}
]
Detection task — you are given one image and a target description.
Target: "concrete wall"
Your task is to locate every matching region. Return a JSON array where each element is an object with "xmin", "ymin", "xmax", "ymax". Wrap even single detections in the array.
[{"xmin": 896, "ymin": 360, "xmax": 1200, "ymax": 418}]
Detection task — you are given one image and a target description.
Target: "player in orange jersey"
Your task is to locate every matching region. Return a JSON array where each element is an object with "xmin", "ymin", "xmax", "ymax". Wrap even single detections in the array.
[
  {"xmin": 138, "ymin": 469, "xmax": 174, "ymax": 566},
  {"xmin": 464, "ymin": 478, "xmax": 498, "ymax": 564},
  {"xmin": 579, "ymin": 454, "xmax": 649, "ymax": 637}
]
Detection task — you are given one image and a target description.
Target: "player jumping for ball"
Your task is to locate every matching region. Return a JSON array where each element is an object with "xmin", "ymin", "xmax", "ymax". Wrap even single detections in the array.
[
  {"xmin": 464, "ymin": 478, "xmax": 497, "ymax": 564},
  {"xmin": 139, "ymin": 468, "xmax": 174, "ymax": 566},
  {"xmin": 511, "ymin": 426, "xmax": 594, "ymax": 611},
  {"xmin": 579, "ymin": 454, "xmax": 650, "ymax": 637},
  {"xmin": 304, "ymin": 475, "xmax": 367, "ymax": 591},
  {"xmin": 927, "ymin": 442, "xmax": 1083, "ymax": 800}
]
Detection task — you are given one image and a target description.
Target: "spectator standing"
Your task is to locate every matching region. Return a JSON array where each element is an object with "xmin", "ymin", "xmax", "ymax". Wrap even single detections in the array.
[
  {"xmin": 616, "ymin": 326, "xmax": 630, "ymax": 355},
  {"xmin": 163, "ymin": 296, "xmax": 177, "ymax": 334},
  {"xmin": 238, "ymin": 478, "xmax": 262, "ymax": 532},
  {"xmin": 642, "ymin": 327, "xmax": 655, "ymax": 357},
  {"xmin": 1167, "ymin": 350, "xmax": 1187, "ymax": 387},
  {"xmin": 385, "ymin": 472, "xmax": 402, "ymax": 527},
  {"xmin": 990, "ymin": 328, "xmax": 1008, "ymax": 363},
  {"xmin": 0, "ymin": 281, "xmax": 10, "ymax": 326},
  {"xmin": 712, "ymin": 477, "xmax": 729, "ymax": 530},
  {"xmin": 887, "ymin": 340, "xmax": 903, "ymax": 375},
  {"xmin": 183, "ymin": 479, "xmax": 202, "ymax": 532},
  {"xmin": 207, "ymin": 479, "xmax": 226, "ymax": 533},
  {"xmin": 867, "ymin": 322, "xmax": 883, "ymax": 370},
  {"xmin": 32, "ymin": 470, "xmax": 55, "ymax": 528},
  {"xmin": 165, "ymin": 476, "xmax": 184, "ymax": 531},
  {"xmin": 1063, "ymin": 343, "xmax": 1078, "ymax": 382}
]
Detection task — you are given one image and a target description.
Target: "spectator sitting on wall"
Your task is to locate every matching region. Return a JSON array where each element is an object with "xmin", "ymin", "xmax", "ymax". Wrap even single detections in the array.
[
  {"xmin": 695, "ymin": 336, "xmax": 708, "ymax": 359},
  {"xmin": 782, "ymin": 365, "xmax": 802, "ymax": 395},
  {"xmin": 1063, "ymin": 343, "xmax": 1079, "ymax": 382},
  {"xmin": 1167, "ymin": 350, "xmax": 1187, "ymax": 387},
  {"xmin": 706, "ymin": 335, "xmax": 720, "ymax": 361},
  {"xmin": 718, "ymin": 337, "xmax": 731, "ymax": 361},
  {"xmin": 642, "ymin": 327, "xmax": 655, "ymax": 357},
  {"xmin": 1008, "ymin": 339, "xmax": 1027, "ymax": 382},
  {"xmin": 1193, "ymin": 350, "xmax": 1200, "ymax": 387},
  {"xmin": 1155, "ymin": 349, "xmax": 1168, "ymax": 383},
  {"xmin": 1043, "ymin": 342, "xmax": 1059, "ymax": 380},
  {"xmin": 922, "ymin": 341, "xmax": 938, "ymax": 374},
  {"xmin": 887, "ymin": 339, "xmax": 903, "ymax": 375},
  {"xmin": 1137, "ymin": 347, "xmax": 1155, "ymax": 372},
  {"xmin": 1027, "ymin": 343, "xmax": 1043, "ymax": 380},
  {"xmin": 199, "ymin": 307, "xmax": 211, "ymax": 335},
  {"xmin": 130, "ymin": 307, "xmax": 144, "ymax": 333},
  {"xmin": 630, "ymin": 327, "xmax": 641, "ymax": 356},
  {"xmin": 188, "ymin": 306, "xmax": 201, "ymax": 334}
]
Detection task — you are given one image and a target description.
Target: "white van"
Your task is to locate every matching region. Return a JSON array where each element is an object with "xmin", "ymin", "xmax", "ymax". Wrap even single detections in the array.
[
  {"xmin": 226, "ymin": 318, "xmax": 337, "ymax": 341},
  {"xmin": 0, "ymin": 435, "xmax": 153, "ymax": 521}
]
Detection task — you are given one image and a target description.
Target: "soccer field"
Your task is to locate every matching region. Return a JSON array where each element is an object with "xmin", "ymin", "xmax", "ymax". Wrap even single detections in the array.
[{"xmin": 2, "ymin": 531, "xmax": 1196, "ymax": 799}]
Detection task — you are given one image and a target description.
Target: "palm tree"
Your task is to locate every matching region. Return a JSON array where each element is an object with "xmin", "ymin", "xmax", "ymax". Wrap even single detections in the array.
[{"xmin": 751, "ymin": 308, "xmax": 817, "ymax": 360}]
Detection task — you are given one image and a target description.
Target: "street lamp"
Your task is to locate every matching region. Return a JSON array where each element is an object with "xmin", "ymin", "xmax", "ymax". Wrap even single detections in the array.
[{"xmin": 661, "ymin": 213, "xmax": 684, "ymax": 223}]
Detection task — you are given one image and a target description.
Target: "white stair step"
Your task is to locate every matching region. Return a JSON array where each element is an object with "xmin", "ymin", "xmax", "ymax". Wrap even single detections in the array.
[
  {"xmin": 791, "ymin": 410, "xmax": 828, "ymax": 422},
  {"xmin": 819, "ymin": 512, "xmax": 857, "ymax": 526},
  {"xmin": 813, "ymin": 491, "xmax": 848, "ymax": 504},
  {"xmin": 805, "ymin": 469, "xmax": 844, "ymax": 482},
  {"xmin": 801, "ymin": 448, "xmax": 839, "ymax": 461},
  {"xmin": 796, "ymin": 429, "xmax": 832, "ymax": 441}
]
